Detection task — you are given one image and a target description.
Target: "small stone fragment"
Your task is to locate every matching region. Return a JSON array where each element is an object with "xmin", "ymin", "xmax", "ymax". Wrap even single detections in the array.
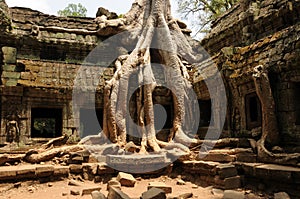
[
  {"xmin": 192, "ymin": 185, "xmax": 198, "ymax": 189},
  {"xmin": 70, "ymin": 189, "xmax": 80, "ymax": 195},
  {"xmin": 62, "ymin": 192, "xmax": 68, "ymax": 196},
  {"xmin": 14, "ymin": 182, "xmax": 21, "ymax": 188},
  {"xmin": 68, "ymin": 179, "xmax": 82, "ymax": 186},
  {"xmin": 176, "ymin": 179, "xmax": 186, "ymax": 185}
]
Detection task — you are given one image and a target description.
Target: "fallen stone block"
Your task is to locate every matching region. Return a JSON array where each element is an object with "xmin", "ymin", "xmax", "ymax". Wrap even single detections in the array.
[
  {"xmin": 91, "ymin": 191, "xmax": 106, "ymax": 199},
  {"xmin": 148, "ymin": 182, "xmax": 172, "ymax": 194},
  {"xmin": 68, "ymin": 179, "xmax": 82, "ymax": 186},
  {"xmin": 223, "ymin": 190, "xmax": 245, "ymax": 199},
  {"xmin": 141, "ymin": 187, "xmax": 166, "ymax": 199},
  {"xmin": 82, "ymin": 186, "xmax": 102, "ymax": 195},
  {"xmin": 116, "ymin": 172, "xmax": 136, "ymax": 187},
  {"xmin": 107, "ymin": 186, "xmax": 130, "ymax": 199}
]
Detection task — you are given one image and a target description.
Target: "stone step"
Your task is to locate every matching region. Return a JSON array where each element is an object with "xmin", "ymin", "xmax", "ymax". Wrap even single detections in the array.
[
  {"xmin": 197, "ymin": 148, "xmax": 257, "ymax": 163},
  {"xmin": 182, "ymin": 160, "xmax": 241, "ymax": 189},
  {"xmin": 237, "ymin": 162, "xmax": 300, "ymax": 183},
  {"xmin": 236, "ymin": 162, "xmax": 300, "ymax": 198},
  {"xmin": 0, "ymin": 163, "xmax": 114, "ymax": 181}
]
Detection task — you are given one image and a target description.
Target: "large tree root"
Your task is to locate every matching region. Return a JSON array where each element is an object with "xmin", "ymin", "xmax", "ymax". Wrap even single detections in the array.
[
  {"xmin": 24, "ymin": 145, "xmax": 84, "ymax": 164},
  {"xmin": 97, "ymin": 0, "xmax": 202, "ymax": 153},
  {"xmin": 253, "ymin": 65, "xmax": 300, "ymax": 165},
  {"xmin": 257, "ymin": 140, "xmax": 300, "ymax": 166}
]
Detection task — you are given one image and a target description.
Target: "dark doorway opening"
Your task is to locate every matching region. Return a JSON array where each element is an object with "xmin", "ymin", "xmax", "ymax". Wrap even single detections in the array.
[
  {"xmin": 40, "ymin": 46, "xmax": 66, "ymax": 61},
  {"xmin": 245, "ymin": 93, "xmax": 262, "ymax": 130},
  {"xmin": 295, "ymin": 82, "xmax": 300, "ymax": 125},
  {"xmin": 198, "ymin": 99, "xmax": 212, "ymax": 127},
  {"xmin": 31, "ymin": 108, "xmax": 62, "ymax": 138},
  {"xmin": 153, "ymin": 104, "xmax": 173, "ymax": 130},
  {"xmin": 80, "ymin": 108, "xmax": 103, "ymax": 138}
]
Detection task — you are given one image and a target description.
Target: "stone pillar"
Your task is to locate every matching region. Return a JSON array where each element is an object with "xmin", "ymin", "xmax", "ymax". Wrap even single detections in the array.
[{"xmin": 1, "ymin": 47, "xmax": 19, "ymax": 86}]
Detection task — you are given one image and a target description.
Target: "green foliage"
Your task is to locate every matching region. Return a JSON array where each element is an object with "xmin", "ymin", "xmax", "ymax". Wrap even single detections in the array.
[
  {"xmin": 57, "ymin": 3, "xmax": 87, "ymax": 17},
  {"xmin": 176, "ymin": 0, "xmax": 239, "ymax": 36},
  {"xmin": 33, "ymin": 118, "xmax": 56, "ymax": 136}
]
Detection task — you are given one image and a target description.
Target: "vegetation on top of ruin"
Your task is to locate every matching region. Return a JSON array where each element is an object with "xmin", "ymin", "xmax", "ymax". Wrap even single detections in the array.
[
  {"xmin": 176, "ymin": 0, "xmax": 239, "ymax": 35},
  {"xmin": 57, "ymin": 3, "xmax": 87, "ymax": 17}
]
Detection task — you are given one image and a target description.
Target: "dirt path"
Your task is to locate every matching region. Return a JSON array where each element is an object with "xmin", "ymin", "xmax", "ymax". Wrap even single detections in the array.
[{"xmin": 0, "ymin": 176, "xmax": 224, "ymax": 199}]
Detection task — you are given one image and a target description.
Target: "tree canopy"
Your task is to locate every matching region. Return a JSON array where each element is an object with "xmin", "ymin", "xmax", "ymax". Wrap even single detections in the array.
[
  {"xmin": 57, "ymin": 3, "xmax": 87, "ymax": 17},
  {"xmin": 176, "ymin": 0, "xmax": 239, "ymax": 36}
]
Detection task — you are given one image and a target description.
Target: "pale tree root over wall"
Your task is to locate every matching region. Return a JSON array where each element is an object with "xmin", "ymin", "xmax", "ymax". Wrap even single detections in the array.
[
  {"xmin": 86, "ymin": 0, "xmax": 204, "ymax": 154},
  {"xmin": 253, "ymin": 65, "xmax": 300, "ymax": 165}
]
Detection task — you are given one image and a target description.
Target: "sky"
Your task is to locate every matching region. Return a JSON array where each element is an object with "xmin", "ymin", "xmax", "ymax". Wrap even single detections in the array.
[
  {"xmin": 5, "ymin": 0, "xmax": 180, "ymax": 18},
  {"xmin": 5, "ymin": 0, "xmax": 202, "ymax": 38}
]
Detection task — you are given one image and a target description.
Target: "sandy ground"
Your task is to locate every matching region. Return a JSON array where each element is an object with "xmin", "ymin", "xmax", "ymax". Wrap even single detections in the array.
[{"xmin": 0, "ymin": 176, "xmax": 225, "ymax": 199}]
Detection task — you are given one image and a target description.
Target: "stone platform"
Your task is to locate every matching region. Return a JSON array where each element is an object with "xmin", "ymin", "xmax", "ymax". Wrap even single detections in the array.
[
  {"xmin": 106, "ymin": 154, "xmax": 172, "ymax": 174},
  {"xmin": 0, "ymin": 163, "xmax": 114, "ymax": 181}
]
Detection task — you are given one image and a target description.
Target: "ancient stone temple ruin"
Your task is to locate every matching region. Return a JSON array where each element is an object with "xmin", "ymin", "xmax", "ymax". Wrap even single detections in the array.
[
  {"xmin": 0, "ymin": 0, "xmax": 300, "ymax": 198},
  {"xmin": 0, "ymin": 0, "xmax": 299, "ymax": 148}
]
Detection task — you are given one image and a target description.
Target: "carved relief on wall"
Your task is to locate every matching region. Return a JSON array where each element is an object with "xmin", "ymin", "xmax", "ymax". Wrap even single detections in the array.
[{"xmin": 6, "ymin": 113, "xmax": 20, "ymax": 143}]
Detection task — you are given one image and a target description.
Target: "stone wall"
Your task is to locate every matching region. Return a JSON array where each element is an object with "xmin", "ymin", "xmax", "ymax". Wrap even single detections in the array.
[
  {"xmin": 194, "ymin": 0, "xmax": 300, "ymax": 144},
  {"xmin": 201, "ymin": 0, "xmax": 300, "ymax": 55}
]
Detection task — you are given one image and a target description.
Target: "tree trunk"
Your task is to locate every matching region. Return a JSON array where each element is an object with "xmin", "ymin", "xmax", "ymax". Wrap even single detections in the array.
[
  {"xmin": 253, "ymin": 65, "xmax": 300, "ymax": 165},
  {"xmin": 90, "ymin": 0, "xmax": 201, "ymax": 153}
]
